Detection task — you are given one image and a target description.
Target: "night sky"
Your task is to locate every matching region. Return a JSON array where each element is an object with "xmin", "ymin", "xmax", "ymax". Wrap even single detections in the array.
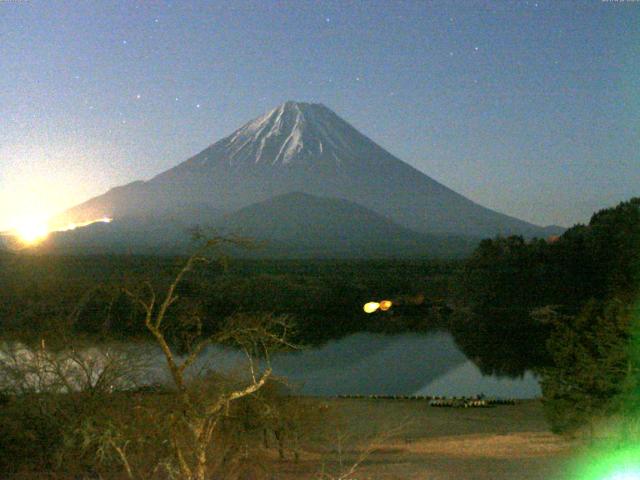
[{"xmin": 1, "ymin": 0, "xmax": 638, "ymax": 231}]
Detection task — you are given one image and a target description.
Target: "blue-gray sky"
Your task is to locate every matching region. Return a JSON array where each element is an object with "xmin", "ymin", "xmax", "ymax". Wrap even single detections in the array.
[{"xmin": 1, "ymin": 0, "xmax": 638, "ymax": 230}]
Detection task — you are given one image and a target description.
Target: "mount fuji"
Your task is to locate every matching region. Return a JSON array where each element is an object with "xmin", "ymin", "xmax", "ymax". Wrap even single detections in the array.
[{"xmin": 46, "ymin": 101, "xmax": 560, "ymax": 256}]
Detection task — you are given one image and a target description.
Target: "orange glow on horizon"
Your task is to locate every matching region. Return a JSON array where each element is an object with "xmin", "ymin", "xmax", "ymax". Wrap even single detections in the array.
[
  {"xmin": 7, "ymin": 216, "xmax": 113, "ymax": 247},
  {"xmin": 56, "ymin": 217, "xmax": 113, "ymax": 232}
]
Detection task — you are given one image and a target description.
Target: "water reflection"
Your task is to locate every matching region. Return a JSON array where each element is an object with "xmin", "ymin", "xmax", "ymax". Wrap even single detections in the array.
[
  {"xmin": 1, "ymin": 332, "xmax": 541, "ymax": 398},
  {"xmin": 269, "ymin": 332, "xmax": 540, "ymax": 398}
]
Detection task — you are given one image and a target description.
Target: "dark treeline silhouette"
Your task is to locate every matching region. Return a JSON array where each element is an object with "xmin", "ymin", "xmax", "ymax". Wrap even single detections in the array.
[
  {"xmin": 450, "ymin": 235, "xmax": 556, "ymax": 376},
  {"xmin": 453, "ymin": 198, "xmax": 640, "ymax": 433},
  {"xmin": 0, "ymin": 255, "xmax": 456, "ymax": 347}
]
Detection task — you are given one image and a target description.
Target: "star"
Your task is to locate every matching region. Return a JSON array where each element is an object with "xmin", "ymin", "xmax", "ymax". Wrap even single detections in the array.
[
  {"xmin": 122, "ymin": 40, "xmax": 128, "ymax": 45},
  {"xmin": 325, "ymin": 17, "xmax": 330, "ymax": 23},
  {"xmin": 474, "ymin": 46, "xmax": 479, "ymax": 51},
  {"xmin": 135, "ymin": 94, "xmax": 141, "ymax": 99},
  {"xmin": 196, "ymin": 103, "xmax": 201, "ymax": 109}
]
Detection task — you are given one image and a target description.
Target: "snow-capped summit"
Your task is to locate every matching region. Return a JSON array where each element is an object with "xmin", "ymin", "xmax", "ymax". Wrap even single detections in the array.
[
  {"xmin": 165, "ymin": 101, "xmax": 381, "ymax": 172},
  {"xmin": 212, "ymin": 101, "xmax": 340, "ymax": 166},
  {"xmin": 224, "ymin": 101, "xmax": 335, "ymax": 165},
  {"xmin": 55, "ymin": 101, "xmax": 560, "ymax": 239}
]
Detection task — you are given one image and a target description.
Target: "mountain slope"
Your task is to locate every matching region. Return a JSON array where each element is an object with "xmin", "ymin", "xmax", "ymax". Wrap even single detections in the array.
[{"xmin": 55, "ymin": 101, "xmax": 557, "ymax": 239}]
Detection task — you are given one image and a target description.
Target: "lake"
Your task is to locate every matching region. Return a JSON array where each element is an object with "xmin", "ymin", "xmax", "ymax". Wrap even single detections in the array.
[
  {"xmin": 268, "ymin": 331, "xmax": 541, "ymax": 398},
  {"xmin": 1, "ymin": 332, "xmax": 541, "ymax": 398},
  {"xmin": 144, "ymin": 331, "xmax": 541, "ymax": 398}
]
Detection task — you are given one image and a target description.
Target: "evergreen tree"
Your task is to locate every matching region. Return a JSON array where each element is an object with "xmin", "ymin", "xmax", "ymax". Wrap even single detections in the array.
[{"xmin": 539, "ymin": 299, "xmax": 634, "ymax": 435}]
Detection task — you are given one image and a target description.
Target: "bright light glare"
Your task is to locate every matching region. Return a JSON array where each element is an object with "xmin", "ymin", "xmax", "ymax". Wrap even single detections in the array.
[
  {"xmin": 7, "ymin": 216, "xmax": 113, "ymax": 247},
  {"xmin": 570, "ymin": 443, "xmax": 640, "ymax": 480},
  {"xmin": 604, "ymin": 471, "xmax": 640, "ymax": 480},
  {"xmin": 364, "ymin": 302, "xmax": 380, "ymax": 314},
  {"xmin": 13, "ymin": 217, "xmax": 49, "ymax": 245}
]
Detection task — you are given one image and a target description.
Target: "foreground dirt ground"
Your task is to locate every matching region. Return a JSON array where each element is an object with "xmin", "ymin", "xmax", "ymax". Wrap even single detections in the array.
[{"xmin": 273, "ymin": 398, "xmax": 576, "ymax": 480}]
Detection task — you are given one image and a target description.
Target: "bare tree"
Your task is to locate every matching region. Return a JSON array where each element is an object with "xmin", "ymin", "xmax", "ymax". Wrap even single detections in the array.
[
  {"xmin": 315, "ymin": 416, "xmax": 408, "ymax": 480},
  {"xmin": 0, "ymin": 237, "xmax": 302, "ymax": 479},
  {"xmin": 120, "ymin": 236, "xmax": 295, "ymax": 480},
  {"xmin": 0, "ymin": 338, "xmax": 149, "ymax": 396},
  {"xmin": 0, "ymin": 336, "xmax": 152, "ymax": 478}
]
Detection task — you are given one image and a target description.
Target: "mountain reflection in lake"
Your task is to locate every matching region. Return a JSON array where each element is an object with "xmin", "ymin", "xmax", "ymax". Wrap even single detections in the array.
[{"xmin": 148, "ymin": 332, "xmax": 541, "ymax": 398}]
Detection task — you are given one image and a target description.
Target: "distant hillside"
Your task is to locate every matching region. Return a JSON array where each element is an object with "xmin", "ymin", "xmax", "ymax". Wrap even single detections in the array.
[{"xmin": 213, "ymin": 192, "xmax": 479, "ymax": 258}]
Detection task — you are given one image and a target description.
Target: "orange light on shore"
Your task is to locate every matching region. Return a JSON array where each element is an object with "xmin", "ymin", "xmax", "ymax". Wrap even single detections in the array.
[
  {"xmin": 363, "ymin": 302, "xmax": 380, "ymax": 314},
  {"xmin": 379, "ymin": 300, "xmax": 393, "ymax": 311}
]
